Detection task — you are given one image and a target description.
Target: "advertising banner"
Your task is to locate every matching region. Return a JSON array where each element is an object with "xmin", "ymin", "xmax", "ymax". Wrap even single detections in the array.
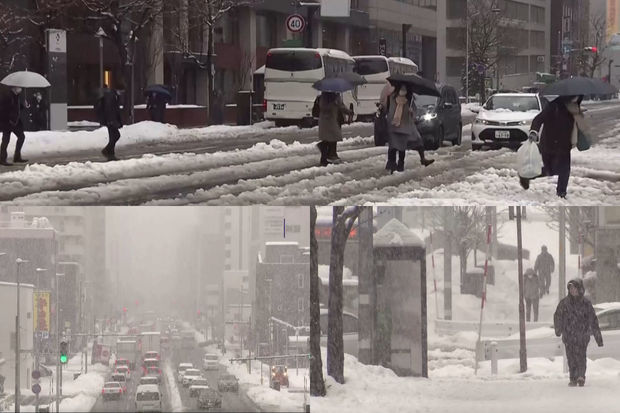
[{"xmin": 33, "ymin": 291, "xmax": 51, "ymax": 332}]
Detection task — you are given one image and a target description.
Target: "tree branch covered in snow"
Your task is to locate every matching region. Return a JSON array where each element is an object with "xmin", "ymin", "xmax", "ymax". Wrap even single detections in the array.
[{"xmin": 0, "ymin": 3, "xmax": 32, "ymax": 76}]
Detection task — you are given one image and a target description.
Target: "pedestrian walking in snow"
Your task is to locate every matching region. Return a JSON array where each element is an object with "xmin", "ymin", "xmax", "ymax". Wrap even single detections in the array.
[
  {"xmin": 31, "ymin": 91, "xmax": 47, "ymax": 131},
  {"xmin": 520, "ymin": 95, "xmax": 586, "ymax": 198},
  {"xmin": 97, "ymin": 87, "xmax": 123, "ymax": 161},
  {"xmin": 146, "ymin": 92, "xmax": 167, "ymax": 123},
  {"xmin": 0, "ymin": 86, "xmax": 28, "ymax": 165},
  {"xmin": 524, "ymin": 268, "xmax": 543, "ymax": 322},
  {"xmin": 535, "ymin": 245, "xmax": 555, "ymax": 295},
  {"xmin": 384, "ymin": 83, "xmax": 434, "ymax": 173},
  {"xmin": 553, "ymin": 278, "xmax": 603, "ymax": 387},
  {"xmin": 315, "ymin": 92, "xmax": 353, "ymax": 166}
]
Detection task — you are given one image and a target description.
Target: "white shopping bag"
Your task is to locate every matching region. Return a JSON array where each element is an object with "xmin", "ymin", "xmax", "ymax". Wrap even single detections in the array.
[{"xmin": 517, "ymin": 140, "xmax": 543, "ymax": 179}]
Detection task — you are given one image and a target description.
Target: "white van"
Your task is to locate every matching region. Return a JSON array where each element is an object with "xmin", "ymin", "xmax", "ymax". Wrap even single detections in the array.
[{"xmin": 135, "ymin": 384, "xmax": 162, "ymax": 412}]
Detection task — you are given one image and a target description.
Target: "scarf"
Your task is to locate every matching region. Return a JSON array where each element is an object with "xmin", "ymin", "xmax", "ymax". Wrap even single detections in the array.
[
  {"xmin": 391, "ymin": 87, "xmax": 409, "ymax": 127},
  {"xmin": 565, "ymin": 101, "xmax": 584, "ymax": 146}
]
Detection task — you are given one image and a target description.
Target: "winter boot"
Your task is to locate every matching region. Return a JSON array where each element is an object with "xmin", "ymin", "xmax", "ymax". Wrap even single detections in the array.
[
  {"xmin": 13, "ymin": 157, "xmax": 28, "ymax": 163},
  {"xmin": 385, "ymin": 160, "xmax": 397, "ymax": 174},
  {"xmin": 519, "ymin": 177, "xmax": 530, "ymax": 190},
  {"xmin": 396, "ymin": 158, "xmax": 405, "ymax": 172},
  {"xmin": 557, "ymin": 190, "xmax": 567, "ymax": 199},
  {"xmin": 421, "ymin": 158, "xmax": 435, "ymax": 167},
  {"xmin": 568, "ymin": 380, "xmax": 577, "ymax": 387},
  {"xmin": 577, "ymin": 377, "xmax": 585, "ymax": 387}
]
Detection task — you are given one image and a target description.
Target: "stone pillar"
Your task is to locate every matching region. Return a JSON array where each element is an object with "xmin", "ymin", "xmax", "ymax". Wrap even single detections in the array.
[
  {"xmin": 146, "ymin": 0, "xmax": 164, "ymax": 86},
  {"xmin": 313, "ymin": 19, "xmax": 323, "ymax": 48},
  {"xmin": 239, "ymin": 7, "xmax": 257, "ymax": 90}
]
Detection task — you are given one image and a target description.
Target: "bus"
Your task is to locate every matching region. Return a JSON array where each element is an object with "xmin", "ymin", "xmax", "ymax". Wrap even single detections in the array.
[
  {"xmin": 264, "ymin": 48, "xmax": 359, "ymax": 127},
  {"xmin": 353, "ymin": 56, "xmax": 419, "ymax": 120}
]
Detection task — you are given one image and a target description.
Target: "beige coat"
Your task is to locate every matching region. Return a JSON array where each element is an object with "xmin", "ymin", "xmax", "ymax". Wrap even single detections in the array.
[{"xmin": 318, "ymin": 94, "xmax": 352, "ymax": 142}]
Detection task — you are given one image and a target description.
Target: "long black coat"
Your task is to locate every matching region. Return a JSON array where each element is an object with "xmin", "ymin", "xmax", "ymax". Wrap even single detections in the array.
[
  {"xmin": 101, "ymin": 89, "xmax": 123, "ymax": 129},
  {"xmin": 530, "ymin": 99, "xmax": 574, "ymax": 155},
  {"xmin": 0, "ymin": 89, "xmax": 23, "ymax": 130},
  {"xmin": 554, "ymin": 278, "xmax": 603, "ymax": 346}
]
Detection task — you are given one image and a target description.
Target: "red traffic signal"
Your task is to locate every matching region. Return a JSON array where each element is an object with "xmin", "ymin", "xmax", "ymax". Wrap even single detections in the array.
[
  {"xmin": 123, "ymin": 307, "xmax": 127, "ymax": 313},
  {"xmin": 584, "ymin": 46, "xmax": 598, "ymax": 53}
]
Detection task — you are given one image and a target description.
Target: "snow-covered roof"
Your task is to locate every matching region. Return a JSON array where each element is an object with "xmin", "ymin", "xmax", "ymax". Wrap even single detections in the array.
[{"xmin": 374, "ymin": 219, "xmax": 424, "ymax": 248}]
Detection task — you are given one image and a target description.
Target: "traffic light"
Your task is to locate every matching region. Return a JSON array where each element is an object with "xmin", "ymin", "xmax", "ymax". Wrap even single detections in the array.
[
  {"xmin": 584, "ymin": 47, "xmax": 598, "ymax": 53},
  {"xmin": 123, "ymin": 307, "xmax": 127, "ymax": 313},
  {"xmin": 60, "ymin": 341, "xmax": 68, "ymax": 364}
]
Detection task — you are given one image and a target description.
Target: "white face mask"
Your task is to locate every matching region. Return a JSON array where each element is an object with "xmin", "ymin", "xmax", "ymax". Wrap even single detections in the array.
[
  {"xmin": 12, "ymin": 87, "xmax": 22, "ymax": 94},
  {"xmin": 571, "ymin": 97, "xmax": 579, "ymax": 103},
  {"xmin": 398, "ymin": 86, "xmax": 407, "ymax": 97}
]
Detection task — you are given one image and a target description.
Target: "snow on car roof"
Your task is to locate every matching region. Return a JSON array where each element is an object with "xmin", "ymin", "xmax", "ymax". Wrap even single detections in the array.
[
  {"xmin": 144, "ymin": 358, "xmax": 158, "ymax": 362},
  {"xmin": 179, "ymin": 363, "xmax": 193, "ymax": 367},
  {"xmin": 104, "ymin": 382, "xmax": 121, "ymax": 386},
  {"xmin": 490, "ymin": 93, "xmax": 539, "ymax": 97},
  {"xmin": 594, "ymin": 302, "xmax": 620, "ymax": 311}
]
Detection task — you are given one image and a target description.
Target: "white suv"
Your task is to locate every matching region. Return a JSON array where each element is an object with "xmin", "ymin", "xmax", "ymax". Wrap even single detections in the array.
[
  {"xmin": 135, "ymin": 384, "xmax": 162, "ymax": 412},
  {"xmin": 202, "ymin": 354, "xmax": 219, "ymax": 371},
  {"xmin": 471, "ymin": 93, "xmax": 547, "ymax": 151}
]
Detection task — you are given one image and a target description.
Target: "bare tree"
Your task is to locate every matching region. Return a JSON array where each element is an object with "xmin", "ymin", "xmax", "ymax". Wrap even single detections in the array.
[
  {"xmin": 76, "ymin": 0, "xmax": 165, "ymax": 120},
  {"xmin": 576, "ymin": 11, "xmax": 608, "ymax": 78},
  {"xmin": 310, "ymin": 206, "xmax": 326, "ymax": 396},
  {"xmin": 327, "ymin": 206, "xmax": 361, "ymax": 384},
  {"xmin": 462, "ymin": 0, "xmax": 524, "ymax": 101},
  {"xmin": 0, "ymin": 3, "xmax": 29, "ymax": 77}
]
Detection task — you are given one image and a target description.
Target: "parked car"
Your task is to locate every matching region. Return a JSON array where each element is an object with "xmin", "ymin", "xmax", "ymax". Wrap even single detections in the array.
[
  {"xmin": 134, "ymin": 384, "xmax": 162, "ymax": 412},
  {"xmin": 414, "ymin": 85, "xmax": 462, "ymax": 150},
  {"xmin": 189, "ymin": 378, "xmax": 210, "ymax": 398},
  {"xmin": 102, "ymin": 381, "xmax": 124, "ymax": 401},
  {"xmin": 202, "ymin": 353, "xmax": 219, "ymax": 371},
  {"xmin": 139, "ymin": 376, "xmax": 160, "ymax": 387},
  {"xmin": 319, "ymin": 308, "xmax": 359, "ymax": 358},
  {"xmin": 114, "ymin": 365, "xmax": 131, "ymax": 381},
  {"xmin": 217, "ymin": 374, "xmax": 239, "ymax": 392},
  {"xmin": 471, "ymin": 93, "xmax": 549, "ymax": 151},
  {"xmin": 177, "ymin": 362, "xmax": 193, "ymax": 382},
  {"xmin": 270, "ymin": 365, "xmax": 289, "ymax": 387},
  {"xmin": 197, "ymin": 388, "xmax": 222, "ymax": 410},
  {"xmin": 182, "ymin": 369, "xmax": 203, "ymax": 387}
]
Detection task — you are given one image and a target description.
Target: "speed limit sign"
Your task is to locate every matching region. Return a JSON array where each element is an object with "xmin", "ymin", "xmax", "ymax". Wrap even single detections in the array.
[{"xmin": 286, "ymin": 14, "xmax": 306, "ymax": 33}]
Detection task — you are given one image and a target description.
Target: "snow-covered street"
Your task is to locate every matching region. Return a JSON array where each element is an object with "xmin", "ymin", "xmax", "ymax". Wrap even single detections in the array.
[{"xmin": 1, "ymin": 102, "xmax": 619, "ymax": 205}]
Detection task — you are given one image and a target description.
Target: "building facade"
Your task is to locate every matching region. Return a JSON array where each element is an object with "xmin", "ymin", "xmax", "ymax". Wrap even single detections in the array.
[
  {"xmin": 438, "ymin": 0, "xmax": 550, "ymax": 94},
  {"xmin": 550, "ymin": 0, "xmax": 591, "ymax": 78}
]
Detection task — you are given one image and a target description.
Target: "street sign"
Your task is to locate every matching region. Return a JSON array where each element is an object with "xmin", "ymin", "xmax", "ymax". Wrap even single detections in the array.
[
  {"xmin": 32, "ymin": 383, "xmax": 41, "ymax": 394},
  {"xmin": 286, "ymin": 14, "xmax": 305, "ymax": 33},
  {"xmin": 32, "ymin": 370, "xmax": 41, "ymax": 380}
]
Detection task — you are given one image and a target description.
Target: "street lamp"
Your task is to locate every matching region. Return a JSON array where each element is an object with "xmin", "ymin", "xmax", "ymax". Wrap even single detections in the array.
[
  {"xmin": 95, "ymin": 27, "xmax": 107, "ymax": 91},
  {"xmin": 55, "ymin": 272, "xmax": 65, "ymax": 413},
  {"xmin": 15, "ymin": 258, "xmax": 29, "ymax": 413}
]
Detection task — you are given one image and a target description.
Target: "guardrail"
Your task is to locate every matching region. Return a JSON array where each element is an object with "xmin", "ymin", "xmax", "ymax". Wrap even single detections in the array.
[{"xmin": 434, "ymin": 318, "xmax": 550, "ymax": 337}]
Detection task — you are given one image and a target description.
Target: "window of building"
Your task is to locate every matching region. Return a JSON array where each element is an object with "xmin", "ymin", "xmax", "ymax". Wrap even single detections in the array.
[
  {"xmin": 225, "ymin": 250, "xmax": 231, "ymax": 258},
  {"xmin": 256, "ymin": 14, "xmax": 276, "ymax": 48},
  {"xmin": 529, "ymin": 55, "xmax": 545, "ymax": 73},
  {"xmin": 516, "ymin": 55, "xmax": 529, "ymax": 74},
  {"xmin": 446, "ymin": 56, "xmax": 465, "ymax": 77},
  {"xmin": 531, "ymin": 5, "xmax": 545, "ymax": 25},
  {"xmin": 446, "ymin": 0, "xmax": 466, "ymax": 19},
  {"xmin": 298, "ymin": 297, "xmax": 304, "ymax": 312},
  {"xmin": 446, "ymin": 27, "xmax": 466, "ymax": 50},
  {"xmin": 499, "ymin": 0, "xmax": 529, "ymax": 21},
  {"xmin": 530, "ymin": 31, "xmax": 545, "ymax": 49},
  {"xmin": 298, "ymin": 274, "xmax": 304, "ymax": 289}
]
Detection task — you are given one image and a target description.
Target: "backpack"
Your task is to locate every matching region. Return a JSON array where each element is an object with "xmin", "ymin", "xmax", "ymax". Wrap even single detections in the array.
[{"xmin": 94, "ymin": 97, "xmax": 105, "ymax": 125}]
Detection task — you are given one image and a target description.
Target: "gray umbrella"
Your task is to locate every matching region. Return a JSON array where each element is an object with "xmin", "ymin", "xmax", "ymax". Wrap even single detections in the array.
[
  {"xmin": 541, "ymin": 76, "xmax": 616, "ymax": 96},
  {"xmin": 1, "ymin": 71, "xmax": 51, "ymax": 88}
]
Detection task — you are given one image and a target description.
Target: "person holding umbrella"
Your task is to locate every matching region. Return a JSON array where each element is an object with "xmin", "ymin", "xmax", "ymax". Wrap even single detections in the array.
[
  {"xmin": 312, "ymin": 77, "xmax": 354, "ymax": 166},
  {"xmin": 0, "ymin": 71, "xmax": 50, "ymax": 165},
  {"xmin": 145, "ymin": 85, "xmax": 171, "ymax": 123}
]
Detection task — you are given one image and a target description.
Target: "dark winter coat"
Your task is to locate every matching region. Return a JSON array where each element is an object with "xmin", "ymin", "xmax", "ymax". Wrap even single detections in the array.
[
  {"xmin": 318, "ymin": 94, "xmax": 352, "ymax": 142},
  {"xmin": 101, "ymin": 89, "xmax": 123, "ymax": 129},
  {"xmin": 534, "ymin": 251, "xmax": 555, "ymax": 276},
  {"xmin": 530, "ymin": 98, "xmax": 574, "ymax": 155},
  {"xmin": 524, "ymin": 269, "xmax": 542, "ymax": 300},
  {"xmin": 553, "ymin": 278, "xmax": 603, "ymax": 346},
  {"xmin": 0, "ymin": 89, "xmax": 23, "ymax": 130}
]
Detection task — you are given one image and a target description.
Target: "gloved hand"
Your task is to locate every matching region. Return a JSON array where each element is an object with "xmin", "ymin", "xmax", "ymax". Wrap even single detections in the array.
[
  {"xmin": 528, "ymin": 130, "xmax": 539, "ymax": 142},
  {"xmin": 597, "ymin": 340, "xmax": 603, "ymax": 347}
]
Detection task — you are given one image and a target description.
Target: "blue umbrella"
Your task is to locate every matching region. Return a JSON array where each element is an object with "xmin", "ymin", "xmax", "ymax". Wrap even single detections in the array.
[
  {"xmin": 144, "ymin": 84, "xmax": 172, "ymax": 99},
  {"xmin": 312, "ymin": 77, "xmax": 355, "ymax": 93}
]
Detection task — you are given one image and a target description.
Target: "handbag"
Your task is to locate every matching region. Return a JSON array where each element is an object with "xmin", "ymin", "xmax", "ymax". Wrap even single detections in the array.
[
  {"xmin": 517, "ymin": 139, "xmax": 543, "ymax": 179},
  {"xmin": 374, "ymin": 107, "xmax": 388, "ymax": 146},
  {"xmin": 577, "ymin": 129, "xmax": 591, "ymax": 151}
]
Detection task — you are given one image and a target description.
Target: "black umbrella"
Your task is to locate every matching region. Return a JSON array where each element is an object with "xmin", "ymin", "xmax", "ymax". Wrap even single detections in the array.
[
  {"xmin": 144, "ymin": 84, "xmax": 172, "ymax": 99},
  {"xmin": 387, "ymin": 73, "xmax": 440, "ymax": 97},
  {"xmin": 541, "ymin": 76, "xmax": 615, "ymax": 97},
  {"xmin": 312, "ymin": 77, "xmax": 355, "ymax": 93}
]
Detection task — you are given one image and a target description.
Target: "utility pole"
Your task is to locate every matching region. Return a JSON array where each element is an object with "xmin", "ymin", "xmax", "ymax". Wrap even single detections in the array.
[
  {"xmin": 559, "ymin": 207, "xmax": 566, "ymax": 300},
  {"xmin": 34, "ymin": 268, "xmax": 48, "ymax": 413},
  {"xmin": 402, "ymin": 24, "xmax": 411, "ymax": 58},
  {"xmin": 443, "ymin": 208, "xmax": 453, "ymax": 320},
  {"xmin": 516, "ymin": 208, "xmax": 527, "ymax": 373},
  {"xmin": 15, "ymin": 258, "xmax": 28, "ymax": 413}
]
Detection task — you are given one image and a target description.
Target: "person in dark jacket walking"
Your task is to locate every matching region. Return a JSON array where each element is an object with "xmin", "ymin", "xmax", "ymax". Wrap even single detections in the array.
[
  {"xmin": 316, "ymin": 92, "xmax": 353, "ymax": 166},
  {"xmin": 524, "ymin": 268, "xmax": 543, "ymax": 322},
  {"xmin": 0, "ymin": 86, "xmax": 28, "ymax": 165},
  {"xmin": 146, "ymin": 92, "xmax": 167, "ymax": 123},
  {"xmin": 384, "ymin": 84, "xmax": 434, "ymax": 173},
  {"xmin": 521, "ymin": 95, "xmax": 585, "ymax": 198},
  {"xmin": 535, "ymin": 245, "xmax": 555, "ymax": 295},
  {"xmin": 99, "ymin": 88, "xmax": 123, "ymax": 161},
  {"xmin": 31, "ymin": 92, "xmax": 47, "ymax": 131},
  {"xmin": 553, "ymin": 278, "xmax": 603, "ymax": 387}
]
